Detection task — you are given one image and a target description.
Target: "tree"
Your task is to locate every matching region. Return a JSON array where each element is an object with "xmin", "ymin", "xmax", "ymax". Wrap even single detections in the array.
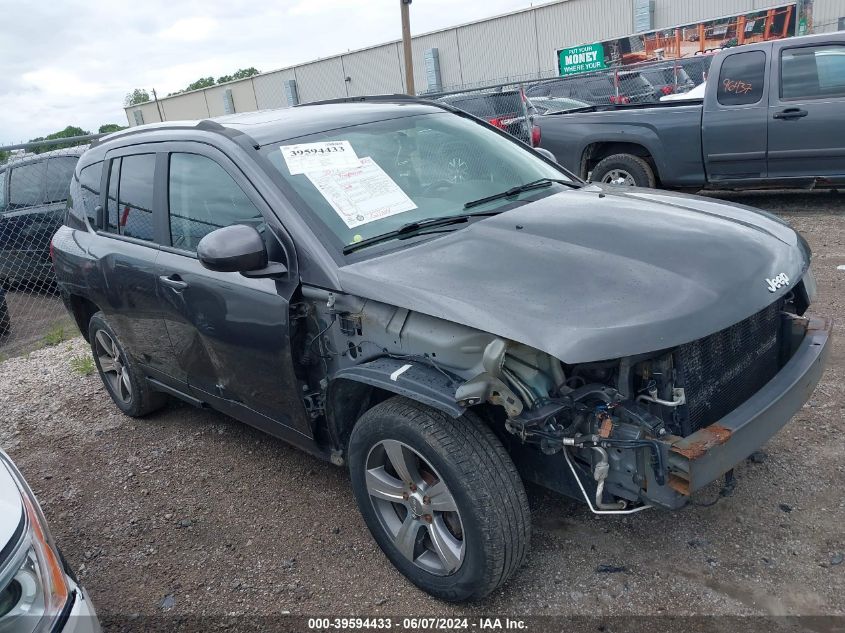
[
  {"xmin": 186, "ymin": 76, "xmax": 215, "ymax": 92},
  {"xmin": 217, "ymin": 67, "xmax": 260, "ymax": 84},
  {"xmin": 0, "ymin": 150, "xmax": 9, "ymax": 165},
  {"xmin": 98, "ymin": 123, "xmax": 126, "ymax": 134},
  {"xmin": 124, "ymin": 88, "xmax": 151, "ymax": 107},
  {"xmin": 28, "ymin": 125, "xmax": 92, "ymax": 154}
]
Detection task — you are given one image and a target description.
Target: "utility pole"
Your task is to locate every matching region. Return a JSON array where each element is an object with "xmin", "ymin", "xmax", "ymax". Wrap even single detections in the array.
[
  {"xmin": 400, "ymin": 0, "xmax": 415, "ymax": 95},
  {"xmin": 151, "ymin": 88, "xmax": 165, "ymax": 122}
]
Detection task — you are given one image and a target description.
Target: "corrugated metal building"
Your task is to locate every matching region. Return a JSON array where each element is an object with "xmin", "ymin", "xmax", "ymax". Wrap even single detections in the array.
[{"xmin": 124, "ymin": 0, "xmax": 841, "ymax": 125}]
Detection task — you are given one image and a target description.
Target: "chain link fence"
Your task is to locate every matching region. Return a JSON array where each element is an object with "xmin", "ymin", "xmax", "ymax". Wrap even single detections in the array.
[{"xmin": 0, "ymin": 135, "xmax": 104, "ymax": 357}]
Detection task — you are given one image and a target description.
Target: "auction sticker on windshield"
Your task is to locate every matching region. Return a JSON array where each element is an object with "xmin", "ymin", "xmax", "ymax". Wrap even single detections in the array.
[
  {"xmin": 281, "ymin": 141, "xmax": 360, "ymax": 175},
  {"xmin": 307, "ymin": 157, "xmax": 417, "ymax": 229}
]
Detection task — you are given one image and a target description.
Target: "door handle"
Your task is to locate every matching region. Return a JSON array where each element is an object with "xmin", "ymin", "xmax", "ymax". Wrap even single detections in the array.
[
  {"xmin": 159, "ymin": 274, "xmax": 188, "ymax": 291},
  {"xmin": 773, "ymin": 108, "xmax": 808, "ymax": 120}
]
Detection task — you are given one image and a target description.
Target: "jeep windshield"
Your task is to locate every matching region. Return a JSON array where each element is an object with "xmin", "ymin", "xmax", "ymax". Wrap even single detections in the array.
[{"xmin": 263, "ymin": 112, "xmax": 577, "ymax": 255}]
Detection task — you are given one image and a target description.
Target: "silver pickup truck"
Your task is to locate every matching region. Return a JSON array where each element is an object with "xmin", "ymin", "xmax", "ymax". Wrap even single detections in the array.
[{"xmin": 537, "ymin": 32, "xmax": 845, "ymax": 190}]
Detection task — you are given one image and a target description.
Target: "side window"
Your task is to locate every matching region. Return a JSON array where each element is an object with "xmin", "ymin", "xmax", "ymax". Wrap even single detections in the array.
[
  {"xmin": 9, "ymin": 161, "xmax": 46, "ymax": 209},
  {"xmin": 79, "ymin": 162, "xmax": 103, "ymax": 226},
  {"xmin": 168, "ymin": 153, "xmax": 264, "ymax": 252},
  {"xmin": 45, "ymin": 156, "xmax": 78, "ymax": 204},
  {"xmin": 109, "ymin": 154, "xmax": 156, "ymax": 242},
  {"xmin": 0, "ymin": 170, "xmax": 6, "ymax": 211},
  {"xmin": 782, "ymin": 44, "xmax": 845, "ymax": 100},
  {"xmin": 717, "ymin": 51, "xmax": 766, "ymax": 106}
]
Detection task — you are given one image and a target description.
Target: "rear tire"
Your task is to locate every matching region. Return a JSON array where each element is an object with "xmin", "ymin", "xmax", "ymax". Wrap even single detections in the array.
[
  {"xmin": 591, "ymin": 153, "xmax": 656, "ymax": 188},
  {"xmin": 88, "ymin": 312, "xmax": 168, "ymax": 417},
  {"xmin": 348, "ymin": 397, "xmax": 530, "ymax": 601}
]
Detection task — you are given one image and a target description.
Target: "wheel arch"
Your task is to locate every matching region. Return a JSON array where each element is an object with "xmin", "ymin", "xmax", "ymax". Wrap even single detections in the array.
[
  {"xmin": 581, "ymin": 141, "xmax": 660, "ymax": 183},
  {"xmin": 324, "ymin": 358, "xmax": 466, "ymax": 454},
  {"xmin": 67, "ymin": 294, "xmax": 101, "ymax": 342}
]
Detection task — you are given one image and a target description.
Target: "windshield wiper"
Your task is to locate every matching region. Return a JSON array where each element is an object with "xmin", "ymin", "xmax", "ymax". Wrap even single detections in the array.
[
  {"xmin": 343, "ymin": 212, "xmax": 498, "ymax": 255},
  {"xmin": 463, "ymin": 178, "xmax": 578, "ymax": 210}
]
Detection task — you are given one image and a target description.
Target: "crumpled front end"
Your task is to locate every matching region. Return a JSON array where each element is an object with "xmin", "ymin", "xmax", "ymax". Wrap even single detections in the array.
[
  {"xmin": 448, "ymin": 275, "xmax": 831, "ymax": 511},
  {"xmin": 317, "ymin": 269, "xmax": 830, "ymax": 512}
]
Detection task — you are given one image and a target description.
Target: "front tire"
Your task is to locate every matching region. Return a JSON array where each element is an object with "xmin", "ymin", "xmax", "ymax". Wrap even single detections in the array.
[
  {"xmin": 591, "ymin": 153, "xmax": 656, "ymax": 188},
  {"xmin": 88, "ymin": 312, "xmax": 168, "ymax": 417},
  {"xmin": 348, "ymin": 397, "xmax": 530, "ymax": 601}
]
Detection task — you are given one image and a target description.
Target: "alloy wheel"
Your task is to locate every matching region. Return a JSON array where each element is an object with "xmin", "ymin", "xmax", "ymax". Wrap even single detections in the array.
[
  {"xmin": 94, "ymin": 329, "xmax": 132, "ymax": 404},
  {"xmin": 601, "ymin": 169, "xmax": 637, "ymax": 186},
  {"xmin": 364, "ymin": 439, "xmax": 465, "ymax": 576}
]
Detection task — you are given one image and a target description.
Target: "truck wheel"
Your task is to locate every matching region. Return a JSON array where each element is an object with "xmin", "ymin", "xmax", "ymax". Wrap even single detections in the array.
[
  {"xmin": 592, "ymin": 153, "xmax": 656, "ymax": 188},
  {"xmin": 88, "ymin": 312, "xmax": 168, "ymax": 417},
  {"xmin": 348, "ymin": 397, "xmax": 530, "ymax": 602}
]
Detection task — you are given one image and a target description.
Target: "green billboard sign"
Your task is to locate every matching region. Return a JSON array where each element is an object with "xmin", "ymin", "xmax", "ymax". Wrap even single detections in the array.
[{"xmin": 557, "ymin": 43, "xmax": 606, "ymax": 76}]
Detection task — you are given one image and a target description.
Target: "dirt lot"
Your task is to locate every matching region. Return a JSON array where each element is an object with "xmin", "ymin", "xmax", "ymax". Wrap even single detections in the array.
[
  {"xmin": 0, "ymin": 191, "xmax": 843, "ymax": 625},
  {"xmin": 0, "ymin": 289, "xmax": 75, "ymax": 358}
]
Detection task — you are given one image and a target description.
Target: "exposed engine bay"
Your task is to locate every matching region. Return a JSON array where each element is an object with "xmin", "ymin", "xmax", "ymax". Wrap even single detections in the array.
[{"xmin": 292, "ymin": 277, "xmax": 820, "ymax": 512}]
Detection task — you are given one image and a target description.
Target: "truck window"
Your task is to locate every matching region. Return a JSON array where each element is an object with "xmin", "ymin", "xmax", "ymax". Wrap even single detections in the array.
[
  {"xmin": 781, "ymin": 44, "xmax": 845, "ymax": 100},
  {"xmin": 717, "ymin": 51, "xmax": 765, "ymax": 106}
]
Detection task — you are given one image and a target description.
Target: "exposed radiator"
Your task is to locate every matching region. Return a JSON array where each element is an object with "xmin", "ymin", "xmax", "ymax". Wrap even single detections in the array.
[{"xmin": 672, "ymin": 301, "xmax": 784, "ymax": 436}]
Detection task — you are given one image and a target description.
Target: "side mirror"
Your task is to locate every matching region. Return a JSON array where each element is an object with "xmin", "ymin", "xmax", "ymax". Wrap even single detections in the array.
[
  {"xmin": 534, "ymin": 148, "xmax": 557, "ymax": 163},
  {"xmin": 197, "ymin": 224, "xmax": 272, "ymax": 274}
]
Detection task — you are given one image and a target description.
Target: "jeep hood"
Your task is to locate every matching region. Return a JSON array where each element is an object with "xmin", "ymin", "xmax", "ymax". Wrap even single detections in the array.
[{"xmin": 337, "ymin": 186, "xmax": 808, "ymax": 363}]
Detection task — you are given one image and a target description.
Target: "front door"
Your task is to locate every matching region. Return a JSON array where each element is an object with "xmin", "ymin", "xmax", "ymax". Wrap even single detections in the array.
[
  {"xmin": 702, "ymin": 48, "xmax": 770, "ymax": 182},
  {"xmin": 154, "ymin": 147, "xmax": 311, "ymax": 438},
  {"xmin": 767, "ymin": 40, "xmax": 845, "ymax": 180}
]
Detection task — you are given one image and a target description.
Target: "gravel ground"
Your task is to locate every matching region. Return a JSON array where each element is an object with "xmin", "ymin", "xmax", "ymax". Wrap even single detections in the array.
[
  {"xmin": 0, "ymin": 290, "xmax": 75, "ymax": 358},
  {"xmin": 0, "ymin": 192, "xmax": 843, "ymax": 625}
]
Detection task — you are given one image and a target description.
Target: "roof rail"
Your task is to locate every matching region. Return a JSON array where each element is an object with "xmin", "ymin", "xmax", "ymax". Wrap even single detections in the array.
[{"xmin": 91, "ymin": 119, "xmax": 257, "ymax": 148}]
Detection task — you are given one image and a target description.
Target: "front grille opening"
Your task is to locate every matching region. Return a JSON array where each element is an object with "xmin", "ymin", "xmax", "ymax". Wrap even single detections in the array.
[{"xmin": 672, "ymin": 301, "xmax": 784, "ymax": 436}]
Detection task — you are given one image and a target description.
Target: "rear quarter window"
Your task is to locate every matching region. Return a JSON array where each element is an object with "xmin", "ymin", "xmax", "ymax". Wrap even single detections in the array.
[
  {"xmin": 79, "ymin": 162, "xmax": 103, "ymax": 226},
  {"xmin": 717, "ymin": 50, "xmax": 766, "ymax": 106}
]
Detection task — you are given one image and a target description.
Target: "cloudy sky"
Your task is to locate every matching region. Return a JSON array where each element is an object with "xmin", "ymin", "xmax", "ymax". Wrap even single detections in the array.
[{"xmin": 0, "ymin": 0, "xmax": 536, "ymax": 142}]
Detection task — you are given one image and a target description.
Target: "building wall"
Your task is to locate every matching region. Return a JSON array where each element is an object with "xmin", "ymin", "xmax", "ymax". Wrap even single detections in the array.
[
  {"xmin": 253, "ymin": 69, "xmax": 297, "ymax": 109},
  {"xmin": 125, "ymin": 0, "xmax": 842, "ymax": 125},
  {"xmin": 295, "ymin": 57, "xmax": 348, "ymax": 103}
]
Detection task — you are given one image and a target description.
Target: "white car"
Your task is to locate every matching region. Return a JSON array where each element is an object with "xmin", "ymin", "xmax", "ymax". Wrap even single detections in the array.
[
  {"xmin": 0, "ymin": 449, "xmax": 100, "ymax": 632},
  {"xmin": 660, "ymin": 81, "xmax": 706, "ymax": 101}
]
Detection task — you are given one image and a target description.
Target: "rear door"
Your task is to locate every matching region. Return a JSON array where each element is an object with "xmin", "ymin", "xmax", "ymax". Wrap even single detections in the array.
[
  {"xmin": 92, "ymin": 148, "xmax": 174, "ymax": 373},
  {"xmin": 767, "ymin": 40, "xmax": 845, "ymax": 180},
  {"xmin": 153, "ymin": 143, "xmax": 311, "ymax": 437},
  {"xmin": 702, "ymin": 48, "xmax": 770, "ymax": 182}
]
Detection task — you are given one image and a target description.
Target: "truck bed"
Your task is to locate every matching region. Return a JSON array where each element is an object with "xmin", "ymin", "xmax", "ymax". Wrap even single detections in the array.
[{"xmin": 537, "ymin": 102, "xmax": 706, "ymax": 188}]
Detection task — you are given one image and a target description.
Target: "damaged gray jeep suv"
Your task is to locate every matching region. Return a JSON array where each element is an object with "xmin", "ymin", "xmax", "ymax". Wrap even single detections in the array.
[{"xmin": 52, "ymin": 96, "xmax": 832, "ymax": 601}]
